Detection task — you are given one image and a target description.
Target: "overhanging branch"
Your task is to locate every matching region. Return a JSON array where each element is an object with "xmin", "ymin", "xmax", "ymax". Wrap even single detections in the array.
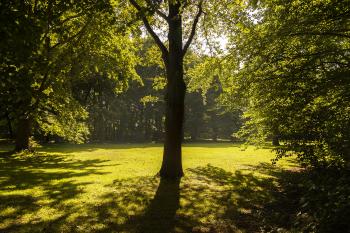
[
  {"xmin": 51, "ymin": 19, "xmax": 90, "ymax": 49},
  {"xmin": 129, "ymin": 0, "xmax": 168, "ymax": 57},
  {"xmin": 155, "ymin": 8, "xmax": 168, "ymax": 21},
  {"xmin": 183, "ymin": 0, "xmax": 203, "ymax": 56},
  {"xmin": 144, "ymin": 0, "xmax": 169, "ymax": 21}
]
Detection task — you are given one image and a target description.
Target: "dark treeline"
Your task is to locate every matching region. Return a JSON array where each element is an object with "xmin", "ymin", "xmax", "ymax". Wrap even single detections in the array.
[
  {"xmin": 0, "ymin": 41, "xmax": 241, "ymax": 143},
  {"xmin": 83, "ymin": 81, "xmax": 240, "ymax": 143},
  {"xmin": 0, "ymin": 73, "xmax": 241, "ymax": 144}
]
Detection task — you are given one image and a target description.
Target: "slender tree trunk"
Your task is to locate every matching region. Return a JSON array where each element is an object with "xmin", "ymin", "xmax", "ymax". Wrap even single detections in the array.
[
  {"xmin": 6, "ymin": 113, "xmax": 13, "ymax": 138},
  {"xmin": 272, "ymin": 136, "xmax": 280, "ymax": 146},
  {"xmin": 213, "ymin": 125, "xmax": 218, "ymax": 142},
  {"xmin": 191, "ymin": 128, "xmax": 198, "ymax": 141},
  {"xmin": 154, "ymin": 111, "xmax": 163, "ymax": 141},
  {"xmin": 159, "ymin": 2, "xmax": 185, "ymax": 178},
  {"xmin": 15, "ymin": 115, "xmax": 32, "ymax": 151}
]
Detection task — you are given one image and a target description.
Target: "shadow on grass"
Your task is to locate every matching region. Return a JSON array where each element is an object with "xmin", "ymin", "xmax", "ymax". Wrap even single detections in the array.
[
  {"xmin": 0, "ymin": 151, "xmax": 113, "ymax": 232},
  {"xmin": 76, "ymin": 164, "xmax": 302, "ymax": 233},
  {"xmin": 0, "ymin": 150, "xmax": 303, "ymax": 233},
  {"xmin": 7, "ymin": 142, "xmax": 241, "ymax": 154},
  {"xmin": 138, "ymin": 178, "xmax": 180, "ymax": 233}
]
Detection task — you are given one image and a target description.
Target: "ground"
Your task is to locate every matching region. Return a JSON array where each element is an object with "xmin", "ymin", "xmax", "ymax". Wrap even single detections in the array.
[{"xmin": 0, "ymin": 143, "xmax": 300, "ymax": 233}]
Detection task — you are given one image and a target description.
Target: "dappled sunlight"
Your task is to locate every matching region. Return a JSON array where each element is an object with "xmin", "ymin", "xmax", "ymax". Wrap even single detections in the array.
[
  {"xmin": 78, "ymin": 163, "xmax": 298, "ymax": 233},
  {"xmin": 0, "ymin": 151, "xmax": 113, "ymax": 232},
  {"xmin": 39, "ymin": 143, "xmax": 164, "ymax": 154},
  {"xmin": 0, "ymin": 145, "xmax": 300, "ymax": 232}
]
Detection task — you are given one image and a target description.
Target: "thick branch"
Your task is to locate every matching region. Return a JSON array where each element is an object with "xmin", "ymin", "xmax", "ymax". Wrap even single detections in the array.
[
  {"xmin": 183, "ymin": 0, "xmax": 203, "ymax": 56},
  {"xmin": 59, "ymin": 12, "xmax": 86, "ymax": 25},
  {"xmin": 129, "ymin": 0, "xmax": 168, "ymax": 57},
  {"xmin": 142, "ymin": 15, "xmax": 169, "ymax": 56},
  {"xmin": 155, "ymin": 8, "xmax": 168, "ymax": 21},
  {"xmin": 144, "ymin": 0, "xmax": 169, "ymax": 21}
]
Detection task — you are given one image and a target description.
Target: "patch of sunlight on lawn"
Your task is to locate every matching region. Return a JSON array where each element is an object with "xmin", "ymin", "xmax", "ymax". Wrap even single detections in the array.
[{"xmin": 0, "ymin": 143, "xmax": 298, "ymax": 233}]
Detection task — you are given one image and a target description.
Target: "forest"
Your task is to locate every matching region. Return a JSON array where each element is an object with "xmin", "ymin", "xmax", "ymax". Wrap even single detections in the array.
[{"xmin": 0, "ymin": 0, "xmax": 349, "ymax": 232}]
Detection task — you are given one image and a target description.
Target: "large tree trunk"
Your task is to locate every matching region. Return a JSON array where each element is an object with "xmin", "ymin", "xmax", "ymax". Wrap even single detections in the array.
[
  {"xmin": 159, "ymin": 2, "xmax": 185, "ymax": 178},
  {"xmin": 15, "ymin": 116, "xmax": 32, "ymax": 151}
]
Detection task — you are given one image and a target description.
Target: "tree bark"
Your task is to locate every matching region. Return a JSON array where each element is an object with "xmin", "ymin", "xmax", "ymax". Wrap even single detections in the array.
[
  {"xmin": 159, "ymin": 2, "xmax": 185, "ymax": 178},
  {"xmin": 129, "ymin": 0, "xmax": 202, "ymax": 178},
  {"xmin": 272, "ymin": 136, "xmax": 280, "ymax": 146},
  {"xmin": 6, "ymin": 113, "xmax": 13, "ymax": 138},
  {"xmin": 15, "ymin": 116, "xmax": 32, "ymax": 151}
]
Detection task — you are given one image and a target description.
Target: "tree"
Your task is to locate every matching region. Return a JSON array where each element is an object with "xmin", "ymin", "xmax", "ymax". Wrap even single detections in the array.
[
  {"xmin": 225, "ymin": 0, "xmax": 350, "ymax": 168},
  {"xmin": 127, "ymin": 0, "xmax": 205, "ymax": 178},
  {"xmin": 0, "ymin": 0, "xmax": 137, "ymax": 151}
]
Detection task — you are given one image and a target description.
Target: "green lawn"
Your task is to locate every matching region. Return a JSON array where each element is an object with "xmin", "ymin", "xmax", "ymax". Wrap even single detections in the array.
[{"xmin": 0, "ymin": 143, "xmax": 300, "ymax": 233}]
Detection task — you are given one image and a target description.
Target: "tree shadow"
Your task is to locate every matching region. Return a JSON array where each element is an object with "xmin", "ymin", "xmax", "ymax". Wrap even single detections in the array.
[
  {"xmin": 0, "ymin": 151, "xmax": 113, "ymax": 233},
  {"xmin": 0, "ymin": 148, "xmax": 305, "ymax": 233},
  {"xmin": 38, "ymin": 143, "xmax": 163, "ymax": 154},
  {"xmin": 137, "ymin": 178, "xmax": 181, "ymax": 233},
  {"xmin": 182, "ymin": 143, "xmax": 241, "ymax": 148},
  {"xmin": 80, "ymin": 163, "xmax": 303, "ymax": 233},
  {"xmin": 0, "ymin": 151, "xmax": 112, "ymax": 190},
  {"xmin": 0, "ymin": 142, "xmax": 243, "ymax": 155},
  {"xmin": 190, "ymin": 163, "xmax": 302, "ymax": 232}
]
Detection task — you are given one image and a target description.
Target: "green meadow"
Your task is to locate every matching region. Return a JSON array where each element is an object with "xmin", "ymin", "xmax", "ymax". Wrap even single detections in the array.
[{"xmin": 0, "ymin": 143, "xmax": 301, "ymax": 233}]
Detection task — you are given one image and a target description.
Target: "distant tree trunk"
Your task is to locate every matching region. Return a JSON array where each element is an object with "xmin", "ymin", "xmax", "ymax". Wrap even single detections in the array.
[
  {"xmin": 153, "ymin": 112, "xmax": 163, "ymax": 141},
  {"xmin": 6, "ymin": 113, "xmax": 13, "ymax": 139},
  {"xmin": 159, "ymin": 2, "xmax": 185, "ymax": 178},
  {"xmin": 190, "ymin": 128, "xmax": 198, "ymax": 141},
  {"xmin": 272, "ymin": 136, "xmax": 280, "ymax": 146},
  {"xmin": 213, "ymin": 125, "xmax": 218, "ymax": 142},
  {"xmin": 15, "ymin": 116, "xmax": 32, "ymax": 151}
]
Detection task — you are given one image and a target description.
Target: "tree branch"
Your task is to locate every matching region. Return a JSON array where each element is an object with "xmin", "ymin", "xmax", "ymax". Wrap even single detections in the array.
[
  {"xmin": 155, "ymin": 8, "xmax": 168, "ymax": 21},
  {"xmin": 144, "ymin": 0, "xmax": 169, "ymax": 21},
  {"xmin": 51, "ymin": 18, "xmax": 90, "ymax": 49},
  {"xmin": 129, "ymin": 0, "xmax": 168, "ymax": 57},
  {"xmin": 59, "ymin": 12, "xmax": 86, "ymax": 25},
  {"xmin": 183, "ymin": 0, "xmax": 203, "ymax": 56}
]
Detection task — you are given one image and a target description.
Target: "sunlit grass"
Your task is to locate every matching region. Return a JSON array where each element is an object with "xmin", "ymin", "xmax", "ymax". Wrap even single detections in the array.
[{"xmin": 0, "ymin": 143, "xmax": 298, "ymax": 232}]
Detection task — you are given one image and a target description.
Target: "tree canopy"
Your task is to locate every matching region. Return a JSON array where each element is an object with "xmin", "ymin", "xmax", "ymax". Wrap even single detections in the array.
[
  {"xmin": 1, "ymin": 0, "xmax": 350, "ymax": 231},
  {"xmin": 0, "ymin": 0, "xmax": 138, "ymax": 150},
  {"xmin": 220, "ymin": 0, "xmax": 350, "ymax": 167}
]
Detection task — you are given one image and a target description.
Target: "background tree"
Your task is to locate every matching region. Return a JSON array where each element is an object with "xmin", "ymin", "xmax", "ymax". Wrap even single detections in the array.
[
  {"xmin": 0, "ymin": 0, "xmax": 137, "ymax": 151},
  {"xmin": 224, "ymin": 0, "xmax": 350, "ymax": 168},
  {"xmin": 66, "ymin": 37, "xmax": 240, "ymax": 144}
]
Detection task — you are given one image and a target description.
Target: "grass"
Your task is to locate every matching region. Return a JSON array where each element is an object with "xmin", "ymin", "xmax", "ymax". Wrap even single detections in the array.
[{"xmin": 0, "ymin": 143, "xmax": 301, "ymax": 233}]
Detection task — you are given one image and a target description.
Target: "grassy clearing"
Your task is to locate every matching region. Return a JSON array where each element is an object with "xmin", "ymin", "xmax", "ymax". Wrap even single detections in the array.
[{"xmin": 0, "ymin": 143, "xmax": 299, "ymax": 233}]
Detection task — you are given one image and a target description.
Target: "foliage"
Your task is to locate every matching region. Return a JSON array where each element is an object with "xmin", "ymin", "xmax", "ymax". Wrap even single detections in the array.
[
  {"xmin": 0, "ymin": 0, "xmax": 138, "ymax": 145},
  {"xmin": 225, "ymin": 0, "xmax": 350, "ymax": 168},
  {"xmin": 294, "ymin": 169, "xmax": 350, "ymax": 233},
  {"xmin": 59, "ymin": 37, "xmax": 240, "ymax": 143}
]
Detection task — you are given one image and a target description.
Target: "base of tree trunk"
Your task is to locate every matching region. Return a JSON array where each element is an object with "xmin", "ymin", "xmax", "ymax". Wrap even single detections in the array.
[
  {"xmin": 159, "ymin": 147, "xmax": 184, "ymax": 179},
  {"xmin": 15, "ymin": 116, "xmax": 32, "ymax": 152},
  {"xmin": 159, "ymin": 169, "xmax": 184, "ymax": 179},
  {"xmin": 272, "ymin": 137, "xmax": 280, "ymax": 146}
]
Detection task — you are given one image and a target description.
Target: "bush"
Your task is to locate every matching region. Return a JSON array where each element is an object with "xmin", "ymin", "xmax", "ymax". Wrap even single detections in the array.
[{"xmin": 294, "ymin": 169, "xmax": 350, "ymax": 233}]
